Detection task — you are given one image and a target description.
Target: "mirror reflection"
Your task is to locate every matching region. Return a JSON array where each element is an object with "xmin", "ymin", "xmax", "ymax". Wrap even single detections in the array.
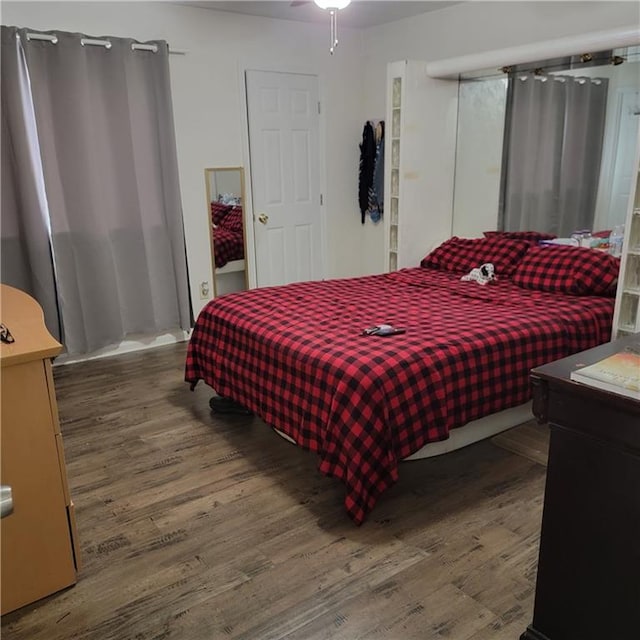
[
  {"xmin": 205, "ymin": 167, "xmax": 248, "ymax": 296},
  {"xmin": 452, "ymin": 45, "xmax": 640, "ymax": 239}
]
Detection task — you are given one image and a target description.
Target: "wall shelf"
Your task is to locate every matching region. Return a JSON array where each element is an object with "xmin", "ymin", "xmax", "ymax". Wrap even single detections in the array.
[
  {"xmin": 383, "ymin": 60, "xmax": 458, "ymax": 272},
  {"xmin": 612, "ymin": 128, "xmax": 640, "ymax": 339}
]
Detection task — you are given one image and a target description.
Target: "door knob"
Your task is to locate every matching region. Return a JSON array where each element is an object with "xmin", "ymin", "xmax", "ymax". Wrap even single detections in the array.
[
  {"xmin": 258, "ymin": 213, "xmax": 269, "ymax": 225},
  {"xmin": 1, "ymin": 485, "xmax": 13, "ymax": 518}
]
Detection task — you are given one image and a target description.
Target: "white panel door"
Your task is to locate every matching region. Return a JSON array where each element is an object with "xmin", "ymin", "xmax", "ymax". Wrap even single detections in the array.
[{"xmin": 245, "ymin": 70, "xmax": 323, "ymax": 287}]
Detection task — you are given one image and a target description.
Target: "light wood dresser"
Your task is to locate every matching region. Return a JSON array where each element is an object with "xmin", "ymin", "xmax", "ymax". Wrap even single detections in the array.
[{"xmin": 0, "ymin": 284, "xmax": 80, "ymax": 614}]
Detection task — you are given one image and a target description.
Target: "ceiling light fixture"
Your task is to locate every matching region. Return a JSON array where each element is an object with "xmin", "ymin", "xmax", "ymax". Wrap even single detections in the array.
[{"xmin": 314, "ymin": 0, "xmax": 351, "ymax": 55}]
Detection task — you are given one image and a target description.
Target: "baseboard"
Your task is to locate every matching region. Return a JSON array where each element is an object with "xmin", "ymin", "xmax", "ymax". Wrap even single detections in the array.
[{"xmin": 54, "ymin": 329, "xmax": 191, "ymax": 366}]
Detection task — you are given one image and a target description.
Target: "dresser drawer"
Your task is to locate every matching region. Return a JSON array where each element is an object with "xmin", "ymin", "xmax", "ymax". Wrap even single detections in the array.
[{"xmin": 0, "ymin": 361, "xmax": 77, "ymax": 614}]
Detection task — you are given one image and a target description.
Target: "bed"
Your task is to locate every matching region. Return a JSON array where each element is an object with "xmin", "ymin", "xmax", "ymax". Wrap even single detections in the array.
[
  {"xmin": 185, "ymin": 235, "xmax": 619, "ymax": 524},
  {"xmin": 211, "ymin": 203, "xmax": 245, "ymax": 270}
]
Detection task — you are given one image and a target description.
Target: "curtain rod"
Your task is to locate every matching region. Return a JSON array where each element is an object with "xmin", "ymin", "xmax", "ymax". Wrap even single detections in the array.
[
  {"xmin": 25, "ymin": 32, "xmax": 187, "ymax": 55},
  {"xmin": 426, "ymin": 26, "xmax": 639, "ymax": 78}
]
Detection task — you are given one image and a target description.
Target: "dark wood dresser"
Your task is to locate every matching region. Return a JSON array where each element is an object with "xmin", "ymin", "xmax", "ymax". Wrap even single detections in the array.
[{"xmin": 521, "ymin": 334, "xmax": 640, "ymax": 640}]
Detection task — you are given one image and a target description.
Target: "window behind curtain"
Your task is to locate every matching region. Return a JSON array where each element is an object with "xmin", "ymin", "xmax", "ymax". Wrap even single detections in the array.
[
  {"xmin": 499, "ymin": 73, "xmax": 608, "ymax": 237},
  {"xmin": 1, "ymin": 26, "xmax": 191, "ymax": 355}
]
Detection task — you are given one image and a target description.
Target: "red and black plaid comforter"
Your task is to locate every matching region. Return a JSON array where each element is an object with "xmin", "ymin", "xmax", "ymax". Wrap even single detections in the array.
[
  {"xmin": 185, "ymin": 267, "xmax": 614, "ymax": 524},
  {"xmin": 213, "ymin": 226, "xmax": 244, "ymax": 269}
]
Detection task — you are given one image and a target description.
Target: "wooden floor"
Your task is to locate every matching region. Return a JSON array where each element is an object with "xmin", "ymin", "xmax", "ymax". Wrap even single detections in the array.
[
  {"xmin": 491, "ymin": 422, "xmax": 550, "ymax": 467},
  {"xmin": 2, "ymin": 343, "xmax": 548, "ymax": 640}
]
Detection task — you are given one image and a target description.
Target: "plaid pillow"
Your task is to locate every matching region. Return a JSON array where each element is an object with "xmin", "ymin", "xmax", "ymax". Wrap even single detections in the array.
[
  {"xmin": 512, "ymin": 245, "xmax": 620, "ymax": 296},
  {"xmin": 420, "ymin": 236, "xmax": 530, "ymax": 276},
  {"xmin": 211, "ymin": 201, "xmax": 233, "ymax": 226},
  {"xmin": 483, "ymin": 231, "xmax": 557, "ymax": 244},
  {"xmin": 219, "ymin": 206, "xmax": 243, "ymax": 232}
]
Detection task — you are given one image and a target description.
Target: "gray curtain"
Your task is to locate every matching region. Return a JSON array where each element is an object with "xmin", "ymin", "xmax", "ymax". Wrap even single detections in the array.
[
  {"xmin": 1, "ymin": 27, "xmax": 61, "ymax": 340},
  {"xmin": 5, "ymin": 27, "xmax": 191, "ymax": 355},
  {"xmin": 500, "ymin": 73, "xmax": 608, "ymax": 236}
]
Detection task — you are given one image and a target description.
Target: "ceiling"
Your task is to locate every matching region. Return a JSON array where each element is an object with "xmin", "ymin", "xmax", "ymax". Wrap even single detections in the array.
[{"xmin": 177, "ymin": 1, "xmax": 463, "ymax": 29}]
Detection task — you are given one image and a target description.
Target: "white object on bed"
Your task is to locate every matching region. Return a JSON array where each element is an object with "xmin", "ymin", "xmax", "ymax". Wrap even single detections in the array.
[
  {"xmin": 539, "ymin": 238, "xmax": 579, "ymax": 246},
  {"xmin": 273, "ymin": 401, "xmax": 533, "ymax": 460},
  {"xmin": 460, "ymin": 262, "xmax": 495, "ymax": 286}
]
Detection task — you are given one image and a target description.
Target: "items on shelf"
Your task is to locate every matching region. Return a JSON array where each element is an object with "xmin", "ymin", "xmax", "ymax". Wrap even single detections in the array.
[
  {"xmin": 609, "ymin": 225, "xmax": 625, "ymax": 257},
  {"xmin": 551, "ymin": 227, "xmax": 626, "ymax": 253}
]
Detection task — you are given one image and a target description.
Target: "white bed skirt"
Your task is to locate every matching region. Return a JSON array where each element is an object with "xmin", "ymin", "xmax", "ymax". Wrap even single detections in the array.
[
  {"xmin": 272, "ymin": 401, "xmax": 534, "ymax": 460},
  {"xmin": 215, "ymin": 259, "xmax": 245, "ymax": 275}
]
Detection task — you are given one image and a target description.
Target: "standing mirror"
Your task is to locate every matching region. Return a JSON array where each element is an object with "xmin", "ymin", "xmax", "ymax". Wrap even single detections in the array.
[{"xmin": 205, "ymin": 167, "xmax": 248, "ymax": 297}]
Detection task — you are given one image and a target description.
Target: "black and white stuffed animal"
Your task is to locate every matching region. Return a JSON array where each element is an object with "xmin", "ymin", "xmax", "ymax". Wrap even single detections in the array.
[{"xmin": 460, "ymin": 262, "xmax": 496, "ymax": 285}]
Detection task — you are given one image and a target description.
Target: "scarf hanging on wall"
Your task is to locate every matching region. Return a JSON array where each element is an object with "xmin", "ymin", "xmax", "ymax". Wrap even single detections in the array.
[
  {"xmin": 368, "ymin": 120, "xmax": 385, "ymax": 224},
  {"xmin": 358, "ymin": 121, "xmax": 376, "ymax": 224}
]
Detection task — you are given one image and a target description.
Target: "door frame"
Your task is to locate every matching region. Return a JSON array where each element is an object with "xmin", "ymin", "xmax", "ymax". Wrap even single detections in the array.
[{"xmin": 239, "ymin": 64, "xmax": 328, "ymax": 289}]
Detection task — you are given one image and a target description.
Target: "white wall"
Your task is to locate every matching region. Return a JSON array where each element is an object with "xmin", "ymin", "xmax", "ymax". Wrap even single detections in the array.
[
  {"xmin": 2, "ymin": 1, "xmax": 366, "ymax": 318},
  {"xmin": 362, "ymin": 1, "xmax": 640, "ymax": 273},
  {"xmin": 3, "ymin": 1, "xmax": 639, "ymax": 319}
]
